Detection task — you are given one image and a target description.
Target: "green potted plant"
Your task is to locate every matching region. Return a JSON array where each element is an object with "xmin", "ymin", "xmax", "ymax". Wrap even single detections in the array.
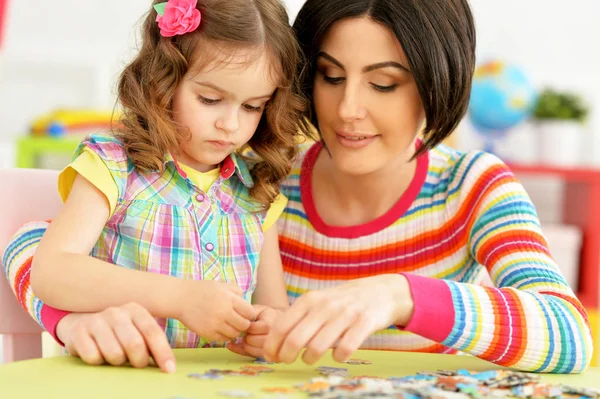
[{"xmin": 534, "ymin": 88, "xmax": 589, "ymax": 166}]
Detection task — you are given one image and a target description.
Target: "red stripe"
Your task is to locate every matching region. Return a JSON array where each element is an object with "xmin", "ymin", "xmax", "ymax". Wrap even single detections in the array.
[
  {"xmin": 478, "ymin": 289, "xmax": 526, "ymax": 363},
  {"xmin": 14, "ymin": 256, "xmax": 33, "ymax": 310},
  {"xmin": 497, "ymin": 290, "xmax": 528, "ymax": 366},
  {"xmin": 478, "ymin": 289, "xmax": 511, "ymax": 361},
  {"xmin": 476, "ymin": 230, "xmax": 551, "ymax": 269}
]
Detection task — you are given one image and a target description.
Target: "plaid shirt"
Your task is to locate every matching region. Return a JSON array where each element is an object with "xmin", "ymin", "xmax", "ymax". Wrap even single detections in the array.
[{"xmin": 80, "ymin": 134, "xmax": 266, "ymax": 348}]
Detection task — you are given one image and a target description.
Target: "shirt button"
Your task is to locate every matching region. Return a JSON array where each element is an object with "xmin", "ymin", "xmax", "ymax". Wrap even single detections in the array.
[
  {"xmin": 205, "ymin": 242, "xmax": 215, "ymax": 251},
  {"xmin": 223, "ymin": 167, "xmax": 231, "ymax": 174},
  {"xmin": 196, "ymin": 193, "xmax": 205, "ymax": 202}
]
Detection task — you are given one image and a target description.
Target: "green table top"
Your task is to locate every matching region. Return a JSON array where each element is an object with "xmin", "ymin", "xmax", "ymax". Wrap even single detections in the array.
[{"xmin": 1, "ymin": 349, "xmax": 598, "ymax": 398}]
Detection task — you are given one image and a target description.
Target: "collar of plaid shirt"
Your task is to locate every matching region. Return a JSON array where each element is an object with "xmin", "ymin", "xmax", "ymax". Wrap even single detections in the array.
[{"xmin": 164, "ymin": 151, "xmax": 255, "ymax": 188}]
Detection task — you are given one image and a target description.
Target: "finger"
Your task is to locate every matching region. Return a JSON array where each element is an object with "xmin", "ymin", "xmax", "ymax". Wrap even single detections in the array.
[
  {"xmin": 276, "ymin": 309, "xmax": 331, "ymax": 364},
  {"xmin": 240, "ymin": 342, "xmax": 264, "ymax": 358},
  {"xmin": 302, "ymin": 313, "xmax": 354, "ymax": 365},
  {"xmin": 264, "ymin": 302, "xmax": 309, "ymax": 363},
  {"xmin": 227, "ymin": 308, "xmax": 252, "ymax": 332},
  {"xmin": 220, "ymin": 322, "xmax": 243, "ymax": 340},
  {"xmin": 69, "ymin": 327, "xmax": 104, "ymax": 366},
  {"xmin": 247, "ymin": 320, "xmax": 270, "ymax": 335},
  {"xmin": 226, "ymin": 342, "xmax": 251, "ymax": 357},
  {"xmin": 244, "ymin": 333, "xmax": 266, "ymax": 349},
  {"xmin": 256, "ymin": 308, "xmax": 279, "ymax": 325},
  {"xmin": 232, "ymin": 296, "xmax": 259, "ymax": 322},
  {"xmin": 89, "ymin": 319, "xmax": 127, "ymax": 366},
  {"xmin": 130, "ymin": 306, "xmax": 176, "ymax": 373},
  {"xmin": 112, "ymin": 318, "xmax": 150, "ymax": 369},
  {"xmin": 332, "ymin": 316, "xmax": 373, "ymax": 363}
]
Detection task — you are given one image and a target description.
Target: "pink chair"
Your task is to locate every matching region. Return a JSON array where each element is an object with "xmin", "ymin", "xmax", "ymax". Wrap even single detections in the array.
[{"xmin": 0, "ymin": 168, "xmax": 61, "ymax": 363}]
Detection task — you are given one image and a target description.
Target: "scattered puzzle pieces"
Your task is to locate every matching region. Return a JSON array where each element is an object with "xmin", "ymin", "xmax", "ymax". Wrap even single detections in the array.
[{"xmin": 185, "ymin": 360, "xmax": 599, "ymax": 399}]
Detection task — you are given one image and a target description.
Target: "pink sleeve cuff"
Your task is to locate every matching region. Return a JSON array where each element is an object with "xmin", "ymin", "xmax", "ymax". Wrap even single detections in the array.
[
  {"xmin": 399, "ymin": 273, "xmax": 455, "ymax": 343},
  {"xmin": 40, "ymin": 306, "xmax": 71, "ymax": 346}
]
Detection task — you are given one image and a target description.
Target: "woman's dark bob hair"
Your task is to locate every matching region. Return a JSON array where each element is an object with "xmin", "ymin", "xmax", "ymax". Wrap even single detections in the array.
[{"xmin": 293, "ymin": 0, "xmax": 476, "ymax": 155}]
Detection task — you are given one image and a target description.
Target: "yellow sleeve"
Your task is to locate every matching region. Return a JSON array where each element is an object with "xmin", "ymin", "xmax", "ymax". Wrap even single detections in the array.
[
  {"xmin": 262, "ymin": 193, "xmax": 288, "ymax": 232},
  {"xmin": 58, "ymin": 149, "xmax": 119, "ymax": 216}
]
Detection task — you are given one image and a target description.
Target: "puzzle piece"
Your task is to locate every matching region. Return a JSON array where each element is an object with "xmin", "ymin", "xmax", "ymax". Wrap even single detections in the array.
[
  {"xmin": 188, "ymin": 372, "xmax": 223, "ymax": 380},
  {"xmin": 218, "ymin": 390, "xmax": 254, "ymax": 398},
  {"xmin": 242, "ymin": 365, "xmax": 275, "ymax": 373},
  {"xmin": 316, "ymin": 366, "xmax": 349, "ymax": 377},
  {"xmin": 342, "ymin": 358, "xmax": 372, "ymax": 365},
  {"xmin": 253, "ymin": 357, "xmax": 274, "ymax": 365},
  {"xmin": 262, "ymin": 387, "xmax": 295, "ymax": 394}
]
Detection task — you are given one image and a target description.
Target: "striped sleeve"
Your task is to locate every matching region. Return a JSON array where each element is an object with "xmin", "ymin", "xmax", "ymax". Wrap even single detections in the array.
[
  {"xmin": 404, "ymin": 152, "xmax": 593, "ymax": 373},
  {"xmin": 2, "ymin": 221, "xmax": 69, "ymax": 343}
]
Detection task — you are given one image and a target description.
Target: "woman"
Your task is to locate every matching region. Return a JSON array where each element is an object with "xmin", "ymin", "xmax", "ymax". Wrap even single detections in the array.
[{"xmin": 3, "ymin": 0, "xmax": 592, "ymax": 374}]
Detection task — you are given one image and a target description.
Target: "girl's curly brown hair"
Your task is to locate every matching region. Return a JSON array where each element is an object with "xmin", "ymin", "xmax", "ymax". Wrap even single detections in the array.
[{"xmin": 115, "ymin": 0, "xmax": 307, "ymax": 208}]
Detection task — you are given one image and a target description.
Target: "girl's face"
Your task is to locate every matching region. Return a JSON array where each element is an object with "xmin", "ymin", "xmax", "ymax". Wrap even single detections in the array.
[
  {"xmin": 172, "ymin": 48, "xmax": 278, "ymax": 172},
  {"xmin": 313, "ymin": 17, "xmax": 425, "ymax": 175}
]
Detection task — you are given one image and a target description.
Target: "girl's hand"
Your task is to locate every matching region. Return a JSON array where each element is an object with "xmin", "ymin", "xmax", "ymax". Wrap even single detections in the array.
[
  {"xmin": 175, "ymin": 280, "xmax": 258, "ymax": 342},
  {"xmin": 56, "ymin": 302, "xmax": 176, "ymax": 373},
  {"xmin": 263, "ymin": 274, "xmax": 414, "ymax": 365},
  {"xmin": 226, "ymin": 304, "xmax": 282, "ymax": 358}
]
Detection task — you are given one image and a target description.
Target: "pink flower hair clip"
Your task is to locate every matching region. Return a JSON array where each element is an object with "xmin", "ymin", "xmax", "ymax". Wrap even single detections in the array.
[{"xmin": 154, "ymin": 0, "xmax": 202, "ymax": 38}]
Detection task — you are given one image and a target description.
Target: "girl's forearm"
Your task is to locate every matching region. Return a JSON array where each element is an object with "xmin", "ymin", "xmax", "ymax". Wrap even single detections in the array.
[{"xmin": 31, "ymin": 252, "xmax": 182, "ymax": 318}]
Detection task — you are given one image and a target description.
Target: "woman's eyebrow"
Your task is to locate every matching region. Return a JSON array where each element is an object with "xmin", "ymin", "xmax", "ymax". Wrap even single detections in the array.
[{"xmin": 316, "ymin": 51, "xmax": 409, "ymax": 73}]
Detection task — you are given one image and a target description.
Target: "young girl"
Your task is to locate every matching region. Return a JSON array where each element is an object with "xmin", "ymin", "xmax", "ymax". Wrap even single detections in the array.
[
  {"xmin": 3, "ymin": 0, "xmax": 304, "ymax": 372},
  {"xmin": 4, "ymin": 0, "xmax": 593, "ymax": 375}
]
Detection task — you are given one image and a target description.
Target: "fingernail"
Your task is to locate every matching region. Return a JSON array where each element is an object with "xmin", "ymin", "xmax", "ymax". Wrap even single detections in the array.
[{"xmin": 165, "ymin": 360, "xmax": 176, "ymax": 373}]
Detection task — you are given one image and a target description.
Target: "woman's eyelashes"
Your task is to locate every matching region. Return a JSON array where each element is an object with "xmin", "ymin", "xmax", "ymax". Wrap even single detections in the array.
[
  {"xmin": 320, "ymin": 73, "xmax": 398, "ymax": 93},
  {"xmin": 371, "ymin": 83, "xmax": 398, "ymax": 93}
]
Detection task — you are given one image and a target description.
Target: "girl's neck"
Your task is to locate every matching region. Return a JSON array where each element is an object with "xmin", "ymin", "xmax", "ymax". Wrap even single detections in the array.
[
  {"xmin": 312, "ymin": 145, "xmax": 419, "ymax": 227},
  {"xmin": 176, "ymin": 151, "xmax": 218, "ymax": 174}
]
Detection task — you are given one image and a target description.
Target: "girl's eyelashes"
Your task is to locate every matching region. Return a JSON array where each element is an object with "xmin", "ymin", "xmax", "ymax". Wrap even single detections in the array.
[
  {"xmin": 243, "ymin": 104, "xmax": 263, "ymax": 112},
  {"xmin": 198, "ymin": 95, "xmax": 220, "ymax": 105},
  {"xmin": 199, "ymin": 96, "xmax": 264, "ymax": 112}
]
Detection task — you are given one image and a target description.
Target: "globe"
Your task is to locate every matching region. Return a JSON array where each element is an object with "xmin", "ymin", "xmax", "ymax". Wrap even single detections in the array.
[{"xmin": 468, "ymin": 60, "xmax": 537, "ymax": 153}]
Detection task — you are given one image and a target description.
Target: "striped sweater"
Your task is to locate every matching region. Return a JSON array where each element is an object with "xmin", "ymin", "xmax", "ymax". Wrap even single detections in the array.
[
  {"xmin": 277, "ymin": 142, "xmax": 592, "ymax": 373},
  {"xmin": 2, "ymin": 142, "xmax": 593, "ymax": 373}
]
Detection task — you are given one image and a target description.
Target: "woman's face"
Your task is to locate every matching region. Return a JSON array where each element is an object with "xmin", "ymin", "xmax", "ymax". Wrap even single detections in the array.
[{"xmin": 313, "ymin": 17, "xmax": 425, "ymax": 175}]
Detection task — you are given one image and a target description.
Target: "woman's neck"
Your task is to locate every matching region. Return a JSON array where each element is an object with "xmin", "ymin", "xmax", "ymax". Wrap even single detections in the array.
[{"xmin": 312, "ymin": 146, "xmax": 419, "ymax": 227}]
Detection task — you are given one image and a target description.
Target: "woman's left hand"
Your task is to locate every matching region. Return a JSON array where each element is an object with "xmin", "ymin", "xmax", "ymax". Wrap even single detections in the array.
[{"xmin": 264, "ymin": 274, "xmax": 414, "ymax": 365}]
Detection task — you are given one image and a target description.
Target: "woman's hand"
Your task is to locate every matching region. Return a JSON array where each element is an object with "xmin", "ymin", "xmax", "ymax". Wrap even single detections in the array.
[
  {"xmin": 56, "ymin": 302, "xmax": 176, "ymax": 373},
  {"xmin": 264, "ymin": 274, "xmax": 414, "ymax": 364}
]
